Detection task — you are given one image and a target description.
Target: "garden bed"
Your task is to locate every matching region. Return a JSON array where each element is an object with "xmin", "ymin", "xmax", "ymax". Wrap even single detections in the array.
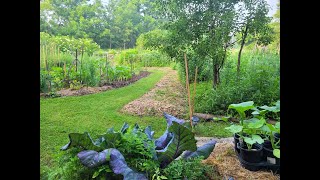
[{"xmin": 40, "ymin": 71, "xmax": 151, "ymax": 97}]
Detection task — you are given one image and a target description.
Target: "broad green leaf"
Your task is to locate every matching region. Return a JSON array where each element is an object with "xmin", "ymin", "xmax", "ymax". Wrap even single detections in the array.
[
  {"xmin": 244, "ymin": 137, "xmax": 256, "ymax": 145},
  {"xmin": 261, "ymin": 125, "xmax": 271, "ymax": 133},
  {"xmin": 251, "ymin": 111, "xmax": 260, "ymax": 115},
  {"xmin": 228, "ymin": 101, "xmax": 254, "ymax": 114},
  {"xmin": 225, "ymin": 125, "xmax": 243, "ymax": 134},
  {"xmin": 61, "ymin": 132, "xmax": 103, "ymax": 151},
  {"xmin": 156, "ymin": 122, "xmax": 197, "ymax": 168},
  {"xmin": 248, "ymin": 118, "xmax": 266, "ymax": 129},
  {"xmin": 273, "ymin": 149, "xmax": 280, "ymax": 158},
  {"xmin": 182, "ymin": 140, "xmax": 216, "ymax": 159},
  {"xmin": 266, "ymin": 123, "xmax": 276, "ymax": 132},
  {"xmin": 252, "ymin": 135, "xmax": 264, "ymax": 144},
  {"xmin": 260, "ymin": 105, "xmax": 279, "ymax": 112}
]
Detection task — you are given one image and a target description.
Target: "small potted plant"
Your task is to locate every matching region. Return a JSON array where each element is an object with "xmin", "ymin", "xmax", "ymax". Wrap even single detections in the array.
[
  {"xmin": 225, "ymin": 101, "xmax": 254, "ymax": 152},
  {"xmin": 237, "ymin": 117, "xmax": 266, "ymax": 163},
  {"xmin": 263, "ymin": 122, "xmax": 280, "ymax": 165}
]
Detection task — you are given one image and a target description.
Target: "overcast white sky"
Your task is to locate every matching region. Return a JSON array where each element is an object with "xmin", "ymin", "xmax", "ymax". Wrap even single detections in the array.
[
  {"xmin": 267, "ymin": 0, "xmax": 278, "ymax": 17},
  {"xmin": 99, "ymin": 0, "xmax": 278, "ymax": 17}
]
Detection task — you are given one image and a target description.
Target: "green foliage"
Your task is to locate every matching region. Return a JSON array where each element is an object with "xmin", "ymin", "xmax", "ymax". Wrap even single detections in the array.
[
  {"xmin": 117, "ymin": 126, "xmax": 159, "ymax": 177},
  {"xmin": 163, "ymin": 157, "xmax": 220, "ymax": 180},
  {"xmin": 43, "ymin": 147, "xmax": 115, "ymax": 180},
  {"xmin": 56, "ymin": 115, "xmax": 217, "ymax": 179},
  {"xmin": 139, "ymin": 50, "xmax": 171, "ymax": 67},
  {"xmin": 41, "ymin": 0, "xmax": 159, "ymax": 49},
  {"xmin": 192, "ymin": 51, "xmax": 280, "ymax": 115},
  {"xmin": 40, "ymin": 32, "xmax": 100, "ymax": 55}
]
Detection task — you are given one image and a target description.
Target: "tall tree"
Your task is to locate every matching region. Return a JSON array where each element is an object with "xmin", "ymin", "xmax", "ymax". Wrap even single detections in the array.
[
  {"xmin": 155, "ymin": 0, "xmax": 238, "ymax": 88},
  {"xmin": 236, "ymin": 0, "xmax": 271, "ymax": 75},
  {"xmin": 270, "ymin": 0, "xmax": 280, "ymax": 54}
]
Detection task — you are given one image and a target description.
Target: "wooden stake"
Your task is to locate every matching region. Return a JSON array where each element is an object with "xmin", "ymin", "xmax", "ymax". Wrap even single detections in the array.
[
  {"xmin": 191, "ymin": 66, "xmax": 198, "ymax": 114},
  {"xmin": 184, "ymin": 53, "xmax": 193, "ymax": 129}
]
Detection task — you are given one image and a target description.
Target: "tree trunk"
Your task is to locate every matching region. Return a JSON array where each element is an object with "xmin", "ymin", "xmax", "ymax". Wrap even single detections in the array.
[
  {"xmin": 213, "ymin": 63, "xmax": 219, "ymax": 88},
  {"xmin": 237, "ymin": 24, "xmax": 248, "ymax": 75},
  {"xmin": 109, "ymin": 35, "xmax": 112, "ymax": 49}
]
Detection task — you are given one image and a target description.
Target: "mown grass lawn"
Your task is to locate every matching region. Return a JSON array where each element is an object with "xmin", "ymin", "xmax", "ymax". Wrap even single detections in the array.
[
  {"xmin": 40, "ymin": 70, "xmax": 165, "ymax": 171},
  {"xmin": 40, "ymin": 68, "xmax": 232, "ymax": 175}
]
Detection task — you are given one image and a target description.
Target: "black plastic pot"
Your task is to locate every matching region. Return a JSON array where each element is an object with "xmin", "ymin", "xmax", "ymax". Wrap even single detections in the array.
[
  {"xmin": 237, "ymin": 143, "xmax": 264, "ymax": 163},
  {"xmin": 233, "ymin": 133, "xmax": 240, "ymax": 153},
  {"xmin": 274, "ymin": 133, "xmax": 280, "ymax": 146},
  {"xmin": 263, "ymin": 140, "xmax": 272, "ymax": 149},
  {"xmin": 263, "ymin": 147, "xmax": 280, "ymax": 165}
]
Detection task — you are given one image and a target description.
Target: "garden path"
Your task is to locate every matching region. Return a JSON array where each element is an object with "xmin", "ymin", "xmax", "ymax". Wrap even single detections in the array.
[{"xmin": 121, "ymin": 67, "xmax": 187, "ymax": 118}]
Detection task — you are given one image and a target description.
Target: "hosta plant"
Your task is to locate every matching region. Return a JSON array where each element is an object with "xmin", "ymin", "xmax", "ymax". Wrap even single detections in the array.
[{"xmin": 60, "ymin": 112, "xmax": 216, "ymax": 179}]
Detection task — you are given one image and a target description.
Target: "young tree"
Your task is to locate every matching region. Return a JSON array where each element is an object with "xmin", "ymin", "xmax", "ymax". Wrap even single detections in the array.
[
  {"xmin": 156, "ymin": 0, "xmax": 238, "ymax": 88},
  {"xmin": 236, "ymin": 0, "xmax": 271, "ymax": 75}
]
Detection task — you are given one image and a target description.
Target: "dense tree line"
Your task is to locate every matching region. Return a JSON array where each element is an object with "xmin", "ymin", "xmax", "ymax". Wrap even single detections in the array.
[{"xmin": 40, "ymin": 0, "xmax": 160, "ymax": 49}]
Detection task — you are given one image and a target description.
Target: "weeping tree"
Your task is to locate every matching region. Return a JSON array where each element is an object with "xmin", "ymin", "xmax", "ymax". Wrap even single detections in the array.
[
  {"xmin": 156, "ymin": 0, "xmax": 239, "ymax": 88},
  {"xmin": 235, "ymin": 0, "xmax": 272, "ymax": 75}
]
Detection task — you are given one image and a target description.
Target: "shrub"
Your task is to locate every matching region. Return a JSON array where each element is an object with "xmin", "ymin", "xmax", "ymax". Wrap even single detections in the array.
[{"xmin": 191, "ymin": 51, "xmax": 280, "ymax": 115}]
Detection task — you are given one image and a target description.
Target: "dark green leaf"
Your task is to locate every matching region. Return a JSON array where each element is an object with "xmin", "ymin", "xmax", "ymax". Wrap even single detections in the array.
[
  {"xmin": 121, "ymin": 122, "xmax": 129, "ymax": 134},
  {"xmin": 157, "ymin": 122, "xmax": 197, "ymax": 168},
  {"xmin": 61, "ymin": 132, "xmax": 103, "ymax": 151},
  {"xmin": 182, "ymin": 140, "xmax": 216, "ymax": 159}
]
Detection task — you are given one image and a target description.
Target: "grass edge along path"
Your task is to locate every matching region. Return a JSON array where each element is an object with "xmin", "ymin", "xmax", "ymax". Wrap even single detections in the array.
[{"xmin": 40, "ymin": 69, "xmax": 165, "ymax": 173}]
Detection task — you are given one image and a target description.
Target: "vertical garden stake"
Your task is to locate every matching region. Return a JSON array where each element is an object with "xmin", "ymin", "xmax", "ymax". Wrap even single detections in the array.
[
  {"xmin": 192, "ymin": 66, "xmax": 198, "ymax": 114},
  {"xmin": 75, "ymin": 49, "xmax": 78, "ymax": 72},
  {"xmin": 184, "ymin": 53, "xmax": 193, "ymax": 130},
  {"xmin": 80, "ymin": 46, "xmax": 84, "ymax": 84}
]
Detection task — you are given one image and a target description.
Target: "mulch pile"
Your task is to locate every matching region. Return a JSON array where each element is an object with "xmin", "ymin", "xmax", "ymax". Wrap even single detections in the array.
[{"xmin": 203, "ymin": 142, "xmax": 280, "ymax": 180}]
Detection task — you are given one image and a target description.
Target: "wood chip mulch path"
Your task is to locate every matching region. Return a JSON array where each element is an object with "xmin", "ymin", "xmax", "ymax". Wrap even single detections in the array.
[{"xmin": 120, "ymin": 67, "xmax": 187, "ymax": 118}]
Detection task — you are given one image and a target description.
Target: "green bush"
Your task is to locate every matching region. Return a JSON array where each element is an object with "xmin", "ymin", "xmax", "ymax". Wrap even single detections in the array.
[
  {"xmin": 191, "ymin": 51, "xmax": 280, "ymax": 115},
  {"xmin": 139, "ymin": 50, "xmax": 171, "ymax": 67},
  {"xmin": 163, "ymin": 157, "xmax": 220, "ymax": 180}
]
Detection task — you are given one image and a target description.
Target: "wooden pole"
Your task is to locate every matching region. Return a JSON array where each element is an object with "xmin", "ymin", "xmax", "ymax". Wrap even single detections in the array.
[
  {"xmin": 184, "ymin": 53, "xmax": 193, "ymax": 129},
  {"xmin": 106, "ymin": 52, "xmax": 109, "ymax": 82},
  {"xmin": 80, "ymin": 47, "xmax": 84, "ymax": 83},
  {"xmin": 75, "ymin": 49, "xmax": 78, "ymax": 72},
  {"xmin": 191, "ymin": 66, "xmax": 198, "ymax": 114}
]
